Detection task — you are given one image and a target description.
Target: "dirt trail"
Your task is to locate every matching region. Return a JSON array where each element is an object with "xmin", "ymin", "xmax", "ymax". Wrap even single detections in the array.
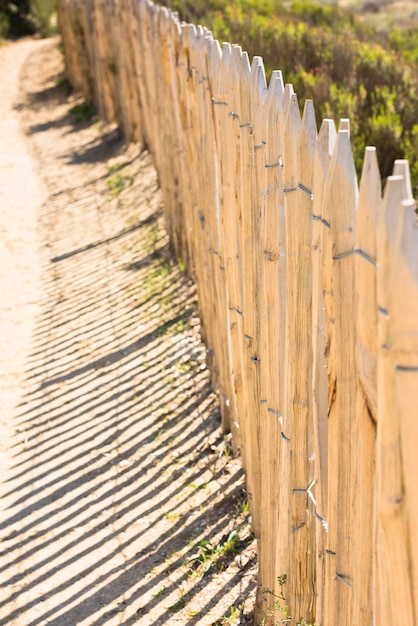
[
  {"xmin": 0, "ymin": 39, "xmax": 256, "ymax": 625},
  {"xmin": 0, "ymin": 39, "xmax": 47, "ymax": 479}
]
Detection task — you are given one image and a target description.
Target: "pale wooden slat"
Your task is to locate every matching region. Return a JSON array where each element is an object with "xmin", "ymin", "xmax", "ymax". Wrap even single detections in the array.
[
  {"xmin": 310, "ymin": 117, "xmax": 337, "ymax": 626},
  {"xmin": 214, "ymin": 43, "xmax": 248, "ymax": 451},
  {"xmin": 338, "ymin": 118, "xmax": 350, "ymax": 136},
  {"xmin": 227, "ymin": 43, "xmax": 246, "ymax": 454},
  {"xmin": 356, "ymin": 146, "xmax": 381, "ymax": 421},
  {"xmin": 389, "ymin": 199, "xmax": 418, "ymax": 619},
  {"xmin": 257, "ymin": 67, "xmax": 285, "ymax": 619},
  {"xmin": 392, "ymin": 159, "xmax": 413, "ymax": 200},
  {"xmin": 240, "ymin": 55, "xmax": 267, "ymax": 545},
  {"xmin": 181, "ymin": 28, "xmax": 216, "ymax": 355},
  {"xmin": 204, "ymin": 37, "xmax": 232, "ymax": 429},
  {"xmin": 281, "ymin": 94, "xmax": 316, "ymax": 623},
  {"xmin": 236, "ymin": 50, "xmax": 263, "ymax": 538},
  {"xmin": 375, "ymin": 172, "xmax": 416, "ymax": 625},
  {"xmin": 275, "ymin": 93, "xmax": 302, "ymax": 622},
  {"xmin": 211, "ymin": 39, "xmax": 236, "ymax": 433},
  {"xmin": 324, "ymin": 129, "xmax": 375, "ymax": 625}
]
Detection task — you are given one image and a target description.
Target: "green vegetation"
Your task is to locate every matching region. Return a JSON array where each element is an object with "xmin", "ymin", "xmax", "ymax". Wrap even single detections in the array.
[
  {"xmin": 0, "ymin": 0, "xmax": 56, "ymax": 38},
  {"xmin": 187, "ymin": 529, "xmax": 241, "ymax": 577},
  {"xmin": 106, "ymin": 173, "xmax": 133, "ymax": 196},
  {"xmin": 69, "ymin": 102, "xmax": 96, "ymax": 123},
  {"xmin": 155, "ymin": 0, "xmax": 418, "ymax": 195},
  {"xmin": 259, "ymin": 575, "xmax": 316, "ymax": 625}
]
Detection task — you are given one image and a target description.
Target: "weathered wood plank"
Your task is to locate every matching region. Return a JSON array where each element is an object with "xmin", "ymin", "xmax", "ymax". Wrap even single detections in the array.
[
  {"xmin": 257, "ymin": 67, "xmax": 284, "ymax": 620},
  {"xmin": 375, "ymin": 170, "xmax": 417, "ymax": 625},
  {"xmin": 324, "ymin": 129, "xmax": 375, "ymax": 625},
  {"xmin": 236, "ymin": 51, "xmax": 262, "ymax": 539},
  {"xmin": 311, "ymin": 117, "xmax": 336, "ymax": 625},
  {"xmin": 284, "ymin": 96, "xmax": 316, "ymax": 623}
]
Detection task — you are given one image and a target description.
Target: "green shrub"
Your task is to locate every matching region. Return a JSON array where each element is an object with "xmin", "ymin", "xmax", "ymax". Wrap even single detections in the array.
[
  {"xmin": 0, "ymin": 0, "xmax": 56, "ymax": 36},
  {"xmin": 31, "ymin": 0, "xmax": 57, "ymax": 37},
  {"xmin": 154, "ymin": 0, "xmax": 418, "ymax": 195}
]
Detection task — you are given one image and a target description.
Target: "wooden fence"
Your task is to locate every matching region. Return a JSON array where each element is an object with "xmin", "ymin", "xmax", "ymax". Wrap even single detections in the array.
[{"xmin": 57, "ymin": 0, "xmax": 418, "ymax": 623}]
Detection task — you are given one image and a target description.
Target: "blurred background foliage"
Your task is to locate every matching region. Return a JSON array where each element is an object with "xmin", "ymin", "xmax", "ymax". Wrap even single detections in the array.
[
  {"xmin": 1, "ymin": 0, "xmax": 416, "ymax": 194},
  {"xmin": 155, "ymin": 0, "xmax": 418, "ymax": 195},
  {"xmin": 0, "ymin": 0, "xmax": 56, "ymax": 38}
]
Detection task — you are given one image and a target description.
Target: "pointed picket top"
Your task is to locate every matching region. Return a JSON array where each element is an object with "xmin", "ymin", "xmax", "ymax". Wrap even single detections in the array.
[
  {"xmin": 229, "ymin": 45, "xmax": 243, "ymax": 113},
  {"xmin": 181, "ymin": 21, "xmax": 198, "ymax": 54},
  {"xmin": 264, "ymin": 70, "xmax": 284, "ymax": 166},
  {"xmin": 230, "ymin": 45, "xmax": 243, "ymax": 80},
  {"xmin": 266, "ymin": 70, "xmax": 284, "ymax": 116},
  {"xmin": 221, "ymin": 41, "xmax": 232, "ymax": 67},
  {"xmin": 313, "ymin": 119, "xmax": 337, "ymax": 216},
  {"xmin": 197, "ymin": 26, "xmax": 212, "ymax": 62},
  {"xmin": 299, "ymin": 99, "xmax": 317, "ymax": 189},
  {"xmin": 159, "ymin": 4, "xmax": 169, "ymax": 20},
  {"xmin": 169, "ymin": 9, "xmax": 182, "ymax": 36},
  {"xmin": 219, "ymin": 41, "xmax": 232, "ymax": 99},
  {"xmin": 241, "ymin": 50, "xmax": 251, "ymax": 87},
  {"xmin": 301, "ymin": 100, "xmax": 317, "ymax": 160},
  {"xmin": 339, "ymin": 117, "xmax": 350, "ymax": 137},
  {"xmin": 228, "ymin": 46, "xmax": 241, "ymax": 112},
  {"xmin": 282, "ymin": 92, "xmax": 302, "ymax": 190},
  {"xmin": 279, "ymin": 83, "xmax": 295, "ymax": 131},
  {"xmin": 382, "ymin": 175, "xmax": 406, "ymax": 252},
  {"xmin": 389, "ymin": 199, "xmax": 418, "ymax": 345},
  {"xmin": 231, "ymin": 42, "xmax": 242, "ymax": 55},
  {"xmin": 238, "ymin": 50, "xmax": 251, "ymax": 126},
  {"xmin": 208, "ymin": 36, "xmax": 222, "ymax": 75},
  {"xmin": 152, "ymin": 0, "xmax": 161, "ymax": 16},
  {"xmin": 392, "ymin": 159, "xmax": 413, "ymax": 200},
  {"xmin": 357, "ymin": 147, "xmax": 381, "ymax": 262},
  {"xmin": 325, "ymin": 130, "xmax": 358, "ymax": 258},
  {"xmin": 399, "ymin": 199, "xmax": 418, "ymax": 278},
  {"xmin": 250, "ymin": 56, "xmax": 267, "ymax": 104},
  {"xmin": 231, "ymin": 44, "xmax": 242, "ymax": 75},
  {"xmin": 378, "ymin": 174, "xmax": 406, "ymax": 312},
  {"xmin": 168, "ymin": 6, "xmax": 180, "ymax": 27}
]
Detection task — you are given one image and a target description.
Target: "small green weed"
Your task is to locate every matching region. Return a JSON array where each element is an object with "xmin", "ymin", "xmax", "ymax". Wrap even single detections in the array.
[
  {"xmin": 214, "ymin": 603, "xmax": 243, "ymax": 625},
  {"xmin": 55, "ymin": 73, "xmax": 72, "ymax": 96},
  {"xmin": 106, "ymin": 173, "xmax": 132, "ymax": 196},
  {"xmin": 259, "ymin": 575, "xmax": 316, "ymax": 625},
  {"xmin": 169, "ymin": 317, "xmax": 187, "ymax": 335},
  {"xmin": 260, "ymin": 575, "xmax": 290, "ymax": 625},
  {"xmin": 240, "ymin": 498, "xmax": 249, "ymax": 516},
  {"xmin": 187, "ymin": 530, "xmax": 239, "ymax": 577},
  {"xmin": 69, "ymin": 102, "xmax": 96, "ymax": 123},
  {"xmin": 164, "ymin": 511, "xmax": 180, "ymax": 522},
  {"xmin": 152, "ymin": 585, "xmax": 168, "ymax": 598},
  {"xmin": 107, "ymin": 161, "xmax": 128, "ymax": 173}
]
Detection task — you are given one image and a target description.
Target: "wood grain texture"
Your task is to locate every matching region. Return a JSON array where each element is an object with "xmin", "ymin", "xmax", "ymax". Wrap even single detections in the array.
[
  {"xmin": 376, "ymin": 170, "xmax": 417, "ymax": 625},
  {"xmin": 257, "ymin": 68, "xmax": 284, "ymax": 619},
  {"xmin": 57, "ymin": 2, "xmax": 418, "ymax": 622}
]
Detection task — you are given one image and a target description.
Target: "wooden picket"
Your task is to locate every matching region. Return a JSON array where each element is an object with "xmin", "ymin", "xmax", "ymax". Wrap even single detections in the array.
[{"xmin": 58, "ymin": 0, "xmax": 418, "ymax": 623}]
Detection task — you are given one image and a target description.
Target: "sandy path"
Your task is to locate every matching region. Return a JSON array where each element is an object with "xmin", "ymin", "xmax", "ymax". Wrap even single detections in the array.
[
  {"xmin": 0, "ymin": 39, "xmax": 48, "ymax": 480},
  {"xmin": 0, "ymin": 39, "xmax": 255, "ymax": 626}
]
